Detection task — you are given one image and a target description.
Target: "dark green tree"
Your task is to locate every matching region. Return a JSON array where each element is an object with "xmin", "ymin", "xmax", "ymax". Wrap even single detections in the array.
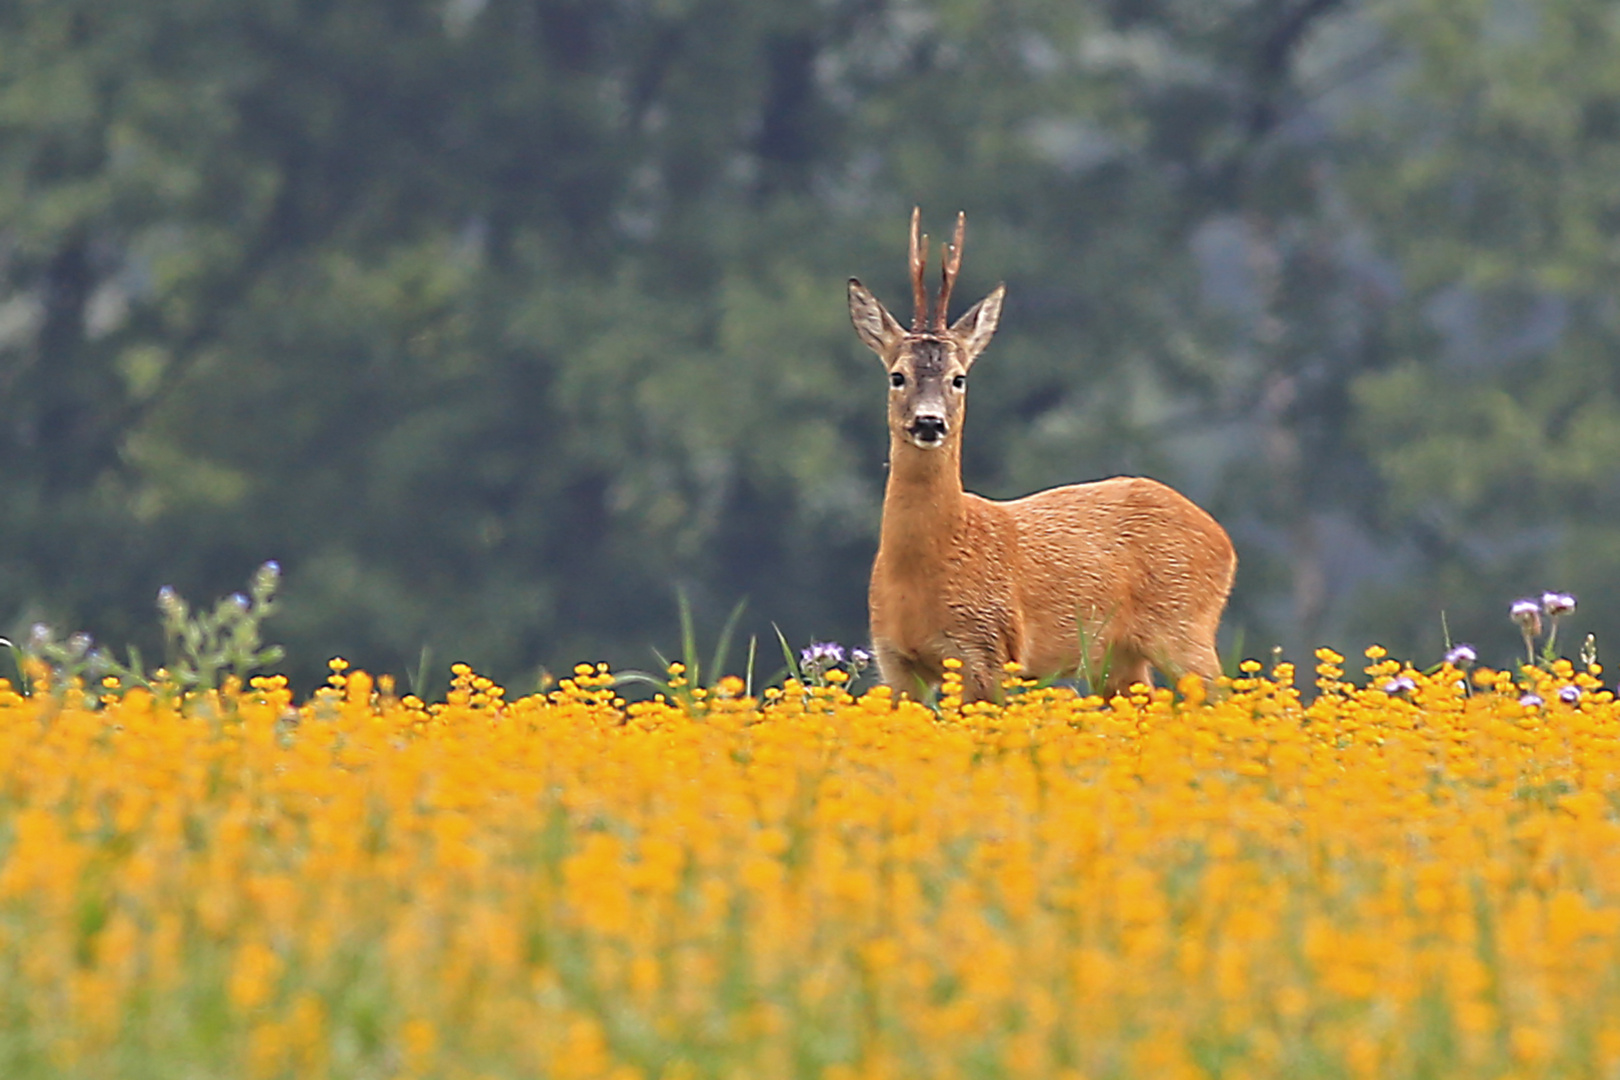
[
  {"xmin": 1344, "ymin": 0, "xmax": 1620, "ymax": 665},
  {"xmin": 5, "ymin": 0, "xmax": 1603, "ymax": 687}
]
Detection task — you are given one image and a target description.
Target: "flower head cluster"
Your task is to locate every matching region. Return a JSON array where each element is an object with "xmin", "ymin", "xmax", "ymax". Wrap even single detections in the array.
[
  {"xmin": 1542, "ymin": 591, "xmax": 1577, "ymax": 617},
  {"xmin": 798, "ymin": 641, "xmax": 873, "ymax": 685},
  {"xmin": 1512, "ymin": 591, "xmax": 1579, "ymax": 670},
  {"xmin": 0, "ymin": 650, "xmax": 1615, "ymax": 1077},
  {"xmin": 800, "ymin": 640, "xmax": 845, "ymax": 673},
  {"xmin": 1443, "ymin": 643, "xmax": 1477, "ymax": 667}
]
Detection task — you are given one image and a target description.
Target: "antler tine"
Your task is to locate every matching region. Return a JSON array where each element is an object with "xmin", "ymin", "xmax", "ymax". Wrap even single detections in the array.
[
  {"xmin": 909, "ymin": 206, "xmax": 929, "ymax": 331},
  {"xmin": 933, "ymin": 211, "xmax": 966, "ymax": 331}
]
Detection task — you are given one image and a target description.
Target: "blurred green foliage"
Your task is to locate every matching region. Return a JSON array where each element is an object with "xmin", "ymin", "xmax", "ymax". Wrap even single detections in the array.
[{"xmin": 1, "ymin": 0, "xmax": 1615, "ymax": 687}]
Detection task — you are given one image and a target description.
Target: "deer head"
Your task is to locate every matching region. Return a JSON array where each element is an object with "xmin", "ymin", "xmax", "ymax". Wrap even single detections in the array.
[{"xmin": 848, "ymin": 208, "xmax": 1005, "ymax": 450}]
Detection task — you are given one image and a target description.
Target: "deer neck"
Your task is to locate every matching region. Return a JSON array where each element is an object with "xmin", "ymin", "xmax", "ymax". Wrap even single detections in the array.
[{"xmin": 879, "ymin": 434, "xmax": 967, "ymax": 567}]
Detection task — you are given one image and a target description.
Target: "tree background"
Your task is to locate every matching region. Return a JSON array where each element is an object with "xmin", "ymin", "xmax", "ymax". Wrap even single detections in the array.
[{"xmin": 3, "ymin": 0, "xmax": 1615, "ymax": 691}]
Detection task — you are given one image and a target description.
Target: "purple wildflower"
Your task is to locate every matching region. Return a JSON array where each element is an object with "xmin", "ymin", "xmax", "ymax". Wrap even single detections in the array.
[
  {"xmin": 800, "ymin": 641, "xmax": 846, "ymax": 675},
  {"xmin": 1443, "ymin": 643, "xmax": 1477, "ymax": 667},
  {"xmin": 1510, "ymin": 598, "xmax": 1542, "ymax": 636},
  {"xmin": 1382, "ymin": 676, "xmax": 1417, "ymax": 695},
  {"xmin": 849, "ymin": 647, "xmax": 873, "ymax": 673},
  {"xmin": 1559, "ymin": 685, "xmax": 1583, "ymax": 706},
  {"xmin": 1519, "ymin": 691, "xmax": 1544, "ymax": 709},
  {"xmin": 1541, "ymin": 592, "xmax": 1577, "ymax": 617}
]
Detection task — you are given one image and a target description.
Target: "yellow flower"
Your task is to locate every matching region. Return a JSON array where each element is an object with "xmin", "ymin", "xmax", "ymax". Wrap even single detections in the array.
[
  {"xmin": 228, "ymin": 941, "xmax": 283, "ymax": 1012},
  {"xmin": 0, "ymin": 652, "xmax": 1618, "ymax": 1075}
]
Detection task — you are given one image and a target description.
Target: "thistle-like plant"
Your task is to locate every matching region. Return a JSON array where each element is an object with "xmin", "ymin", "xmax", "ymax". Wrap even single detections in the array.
[
  {"xmin": 154, "ymin": 561, "xmax": 286, "ymax": 693},
  {"xmin": 791, "ymin": 639, "xmax": 873, "ymax": 689},
  {"xmin": 1511, "ymin": 591, "xmax": 1582, "ymax": 672},
  {"xmin": 12, "ymin": 562, "xmax": 286, "ymax": 703}
]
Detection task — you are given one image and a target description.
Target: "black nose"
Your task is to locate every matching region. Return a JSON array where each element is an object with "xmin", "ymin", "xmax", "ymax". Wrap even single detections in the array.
[{"xmin": 911, "ymin": 415, "xmax": 946, "ymax": 441}]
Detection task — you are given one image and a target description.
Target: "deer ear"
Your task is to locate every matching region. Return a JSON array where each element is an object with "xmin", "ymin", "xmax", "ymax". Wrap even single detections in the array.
[
  {"xmin": 950, "ymin": 282, "xmax": 1004, "ymax": 368},
  {"xmin": 848, "ymin": 279, "xmax": 904, "ymax": 359}
]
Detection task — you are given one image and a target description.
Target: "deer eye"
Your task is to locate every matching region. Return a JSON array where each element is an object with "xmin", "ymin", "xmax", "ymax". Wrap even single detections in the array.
[
  {"xmin": 889, "ymin": 371, "xmax": 906, "ymax": 389},
  {"xmin": 952, "ymin": 374, "xmax": 966, "ymax": 390}
]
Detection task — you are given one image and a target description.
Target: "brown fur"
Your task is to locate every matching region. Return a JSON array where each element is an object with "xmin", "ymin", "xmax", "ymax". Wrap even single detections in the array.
[{"xmin": 850, "ymin": 211, "xmax": 1236, "ymax": 703}]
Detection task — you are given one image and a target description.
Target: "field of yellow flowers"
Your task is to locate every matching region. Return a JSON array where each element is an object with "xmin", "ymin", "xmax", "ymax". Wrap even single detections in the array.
[{"xmin": 2, "ymin": 647, "xmax": 1619, "ymax": 1080}]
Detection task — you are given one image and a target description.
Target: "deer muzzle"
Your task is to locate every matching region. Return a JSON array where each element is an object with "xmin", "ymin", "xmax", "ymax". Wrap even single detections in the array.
[{"xmin": 908, "ymin": 413, "xmax": 947, "ymax": 447}]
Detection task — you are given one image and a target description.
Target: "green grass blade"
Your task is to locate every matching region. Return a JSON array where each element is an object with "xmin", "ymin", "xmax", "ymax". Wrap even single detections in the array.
[
  {"xmin": 614, "ymin": 670, "xmax": 673, "ymax": 694},
  {"xmin": 1221, "ymin": 626, "xmax": 1247, "ymax": 680},
  {"xmin": 408, "ymin": 644, "xmax": 433, "ymax": 699},
  {"xmin": 772, "ymin": 623, "xmax": 802, "ymax": 682},
  {"xmin": 745, "ymin": 635, "xmax": 757, "ymax": 698},
  {"xmin": 709, "ymin": 596, "xmax": 749, "ymax": 685},
  {"xmin": 0, "ymin": 637, "xmax": 22, "ymax": 694},
  {"xmin": 1075, "ymin": 615, "xmax": 1092, "ymax": 693},
  {"xmin": 677, "ymin": 587, "xmax": 699, "ymax": 688}
]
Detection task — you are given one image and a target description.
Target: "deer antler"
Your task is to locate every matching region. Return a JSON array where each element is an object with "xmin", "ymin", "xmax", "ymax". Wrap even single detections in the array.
[
  {"xmin": 933, "ymin": 211, "xmax": 965, "ymax": 331},
  {"xmin": 909, "ymin": 207, "xmax": 930, "ymax": 331}
]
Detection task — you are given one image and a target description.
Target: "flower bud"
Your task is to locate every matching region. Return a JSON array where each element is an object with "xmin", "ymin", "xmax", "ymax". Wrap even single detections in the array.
[
  {"xmin": 157, "ymin": 586, "xmax": 183, "ymax": 618},
  {"xmin": 254, "ymin": 561, "xmax": 282, "ymax": 595}
]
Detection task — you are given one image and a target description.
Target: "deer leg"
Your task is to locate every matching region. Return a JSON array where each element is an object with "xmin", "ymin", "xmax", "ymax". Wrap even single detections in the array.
[
  {"xmin": 959, "ymin": 659, "xmax": 1002, "ymax": 704},
  {"xmin": 874, "ymin": 639, "xmax": 936, "ymax": 702},
  {"xmin": 949, "ymin": 640, "xmax": 1010, "ymax": 705},
  {"xmin": 1181, "ymin": 644, "xmax": 1222, "ymax": 682},
  {"xmin": 1101, "ymin": 654, "xmax": 1154, "ymax": 699},
  {"xmin": 1159, "ymin": 635, "xmax": 1222, "ymax": 685}
]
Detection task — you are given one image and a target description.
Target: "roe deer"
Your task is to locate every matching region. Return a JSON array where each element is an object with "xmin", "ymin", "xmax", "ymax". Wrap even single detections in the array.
[{"xmin": 848, "ymin": 209, "xmax": 1236, "ymax": 703}]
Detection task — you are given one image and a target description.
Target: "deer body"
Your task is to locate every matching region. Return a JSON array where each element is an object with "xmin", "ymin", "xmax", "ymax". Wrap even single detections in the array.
[{"xmin": 852, "ymin": 210, "xmax": 1235, "ymax": 702}]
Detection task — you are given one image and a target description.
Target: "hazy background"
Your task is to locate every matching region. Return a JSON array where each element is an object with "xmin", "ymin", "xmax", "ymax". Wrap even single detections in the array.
[{"xmin": 4, "ymin": 0, "xmax": 1617, "ymax": 692}]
